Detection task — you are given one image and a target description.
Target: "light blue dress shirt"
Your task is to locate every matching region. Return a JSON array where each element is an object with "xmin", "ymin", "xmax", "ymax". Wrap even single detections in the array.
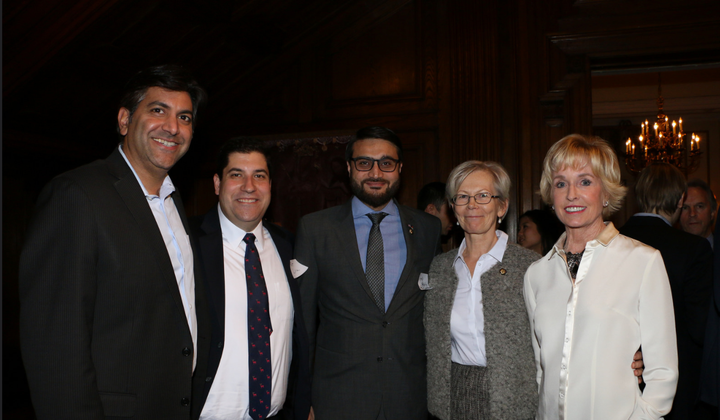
[{"xmin": 352, "ymin": 196, "xmax": 408, "ymax": 311}]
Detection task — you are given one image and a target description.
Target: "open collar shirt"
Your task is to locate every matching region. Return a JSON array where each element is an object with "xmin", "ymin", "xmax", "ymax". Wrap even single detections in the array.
[
  {"xmin": 524, "ymin": 222, "xmax": 678, "ymax": 420},
  {"xmin": 119, "ymin": 144, "xmax": 197, "ymax": 369},
  {"xmin": 450, "ymin": 230, "xmax": 508, "ymax": 366}
]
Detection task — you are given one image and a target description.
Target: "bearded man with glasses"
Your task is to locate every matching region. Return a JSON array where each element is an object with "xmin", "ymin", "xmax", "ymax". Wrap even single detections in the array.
[{"xmin": 294, "ymin": 126, "xmax": 442, "ymax": 420}]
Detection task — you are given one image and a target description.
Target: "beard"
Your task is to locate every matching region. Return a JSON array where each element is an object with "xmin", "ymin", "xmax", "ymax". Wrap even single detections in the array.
[{"xmin": 351, "ymin": 177, "xmax": 401, "ymax": 209}]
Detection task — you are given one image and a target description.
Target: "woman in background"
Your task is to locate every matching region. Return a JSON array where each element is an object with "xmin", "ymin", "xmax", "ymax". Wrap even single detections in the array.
[
  {"xmin": 524, "ymin": 134, "xmax": 678, "ymax": 419},
  {"xmin": 517, "ymin": 210, "xmax": 563, "ymax": 256}
]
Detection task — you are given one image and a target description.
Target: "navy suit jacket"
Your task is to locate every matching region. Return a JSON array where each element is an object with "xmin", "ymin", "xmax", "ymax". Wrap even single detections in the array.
[{"xmin": 190, "ymin": 208, "xmax": 311, "ymax": 420}]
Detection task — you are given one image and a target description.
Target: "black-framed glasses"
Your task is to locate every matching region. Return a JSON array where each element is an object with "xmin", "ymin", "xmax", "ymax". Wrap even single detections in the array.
[
  {"xmin": 349, "ymin": 157, "xmax": 401, "ymax": 172},
  {"xmin": 451, "ymin": 192, "xmax": 500, "ymax": 206}
]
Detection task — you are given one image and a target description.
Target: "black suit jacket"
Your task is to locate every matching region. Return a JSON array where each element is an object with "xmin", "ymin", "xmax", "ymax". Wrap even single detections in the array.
[
  {"xmin": 190, "ymin": 208, "xmax": 311, "ymax": 420},
  {"xmin": 700, "ymin": 222, "xmax": 720, "ymax": 416},
  {"xmin": 19, "ymin": 148, "xmax": 209, "ymax": 419},
  {"xmin": 620, "ymin": 215, "xmax": 714, "ymax": 419},
  {"xmin": 295, "ymin": 199, "xmax": 442, "ymax": 420}
]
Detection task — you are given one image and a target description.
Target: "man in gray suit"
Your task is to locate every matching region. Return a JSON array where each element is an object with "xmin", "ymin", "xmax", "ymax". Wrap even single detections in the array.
[
  {"xmin": 20, "ymin": 65, "xmax": 209, "ymax": 419},
  {"xmin": 295, "ymin": 126, "xmax": 442, "ymax": 420}
]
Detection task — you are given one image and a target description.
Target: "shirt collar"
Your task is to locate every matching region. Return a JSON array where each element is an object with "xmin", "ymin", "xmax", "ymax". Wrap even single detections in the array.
[
  {"xmin": 634, "ymin": 212, "xmax": 671, "ymax": 226},
  {"xmin": 548, "ymin": 221, "xmax": 618, "ymax": 260},
  {"xmin": 217, "ymin": 204, "xmax": 266, "ymax": 251},
  {"xmin": 455, "ymin": 230, "xmax": 508, "ymax": 264},
  {"xmin": 118, "ymin": 144, "xmax": 175, "ymax": 200},
  {"xmin": 351, "ymin": 196, "xmax": 399, "ymax": 219}
]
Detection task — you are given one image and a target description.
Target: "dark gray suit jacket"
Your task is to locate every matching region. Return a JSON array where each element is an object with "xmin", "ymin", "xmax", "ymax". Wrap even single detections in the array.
[
  {"xmin": 295, "ymin": 199, "xmax": 441, "ymax": 420},
  {"xmin": 19, "ymin": 148, "xmax": 209, "ymax": 419},
  {"xmin": 190, "ymin": 208, "xmax": 312, "ymax": 420}
]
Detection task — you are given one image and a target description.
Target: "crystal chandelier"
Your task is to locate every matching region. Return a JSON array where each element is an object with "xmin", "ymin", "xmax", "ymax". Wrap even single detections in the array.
[{"xmin": 624, "ymin": 74, "xmax": 701, "ymax": 174}]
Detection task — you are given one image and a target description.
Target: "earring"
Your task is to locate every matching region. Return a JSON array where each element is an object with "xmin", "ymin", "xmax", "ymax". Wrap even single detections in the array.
[
  {"xmin": 552, "ymin": 205, "xmax": 555, "ymax": 210},
  {"xmin": 603, "ymin": 200, "xmax": 609, "ymax": 208},
  {"xmin": 456, "ymin": 221, "xmax": 460, "ymax": 226},
  {"xmin": 498, "ymin": 217, "xmax": 503, "ymax": 224}
]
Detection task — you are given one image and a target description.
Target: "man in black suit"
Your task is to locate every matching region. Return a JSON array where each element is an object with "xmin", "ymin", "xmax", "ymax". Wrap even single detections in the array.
[
  {"xmin": 619, "ymin": 162, "xmax": 714, "ymax": 420},
  {"xmin": 19, "ymin": 65, "xmax": 209, "ymax": 419},
  {"xmin": 700, "ymin": 220, "xmax": 720, "ymax": 419},
  {"xmin": 191, "ymin": 138, "xmax": 311, "ymax": 420},
  {"xmin": 295, "ymin": 126, "xmax": 442, "ymax": 420}
]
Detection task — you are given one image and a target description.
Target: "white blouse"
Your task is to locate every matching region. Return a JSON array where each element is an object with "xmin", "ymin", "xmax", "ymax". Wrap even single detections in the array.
[{"xmin": 524, "ymin": 222, "xmax": 678, "ymax": 420}]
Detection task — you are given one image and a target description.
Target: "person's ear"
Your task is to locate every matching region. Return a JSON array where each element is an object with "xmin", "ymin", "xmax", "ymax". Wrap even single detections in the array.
[{"xmin": 118, "ymin": 108, "xmax": 131, "ymax": 136}]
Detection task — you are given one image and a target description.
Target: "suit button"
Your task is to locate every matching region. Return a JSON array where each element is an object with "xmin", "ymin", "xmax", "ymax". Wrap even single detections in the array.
[
  {"xmin": 182, "ymin": 347, "xmax": 192, "ymax": 356},
  {"xmin": 382, "ymin": 321, "xmax": 389, "ymax": 328},
  {"xmin": 181, "ymin": 397, "xmax": 190, "ymax": 406},
  {"xmin": 377, "ymin": 357, "xmax": 383, "ymax": 362},
  {"xmin": 218, "ymin": 341, "xmax": 223, "ymax": 349},
  {"xmin": 206, "ymin": 376, "xmax": 213, "ymax": 382}
]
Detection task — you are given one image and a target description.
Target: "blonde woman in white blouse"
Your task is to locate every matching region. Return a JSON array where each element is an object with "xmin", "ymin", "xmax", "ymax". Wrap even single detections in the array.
[{"xmin": 523, "ymin": 134, "xmax": 678, "ymax": 420}]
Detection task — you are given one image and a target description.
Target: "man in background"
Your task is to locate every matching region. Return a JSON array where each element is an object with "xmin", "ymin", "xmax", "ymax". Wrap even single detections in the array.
[
  {"xmin": 417, "ymin": 181, "xmax": 454, "ymax": 237},
  {"xmin": 620, "ymin": 163, "xmax": 714, "ymax": 419},
  {"xmin": 681, "ymin": 179, "xmax": 717, "ymax": 249},
  {"xmin": 20, "ymin": 65, "xmax": 209, "ymax": 419},
  {"xmin": 295, "ymin": 126, "xmax": 442, "ymax": 419}
]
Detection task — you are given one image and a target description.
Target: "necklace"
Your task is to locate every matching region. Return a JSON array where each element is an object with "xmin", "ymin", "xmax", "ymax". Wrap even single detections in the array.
[{"xmin": 565, "ymin": 250, "xmax": 583, "ymax": 279}]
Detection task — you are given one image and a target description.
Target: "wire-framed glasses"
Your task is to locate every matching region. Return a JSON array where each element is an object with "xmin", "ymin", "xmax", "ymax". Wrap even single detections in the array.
[
  {"xmin": 349, "ymin": 157, "xmax": 401, "ymax": 172},
  {"xmin": 451, "ymin": 192, "xmax": 500, "ymax": 206}
]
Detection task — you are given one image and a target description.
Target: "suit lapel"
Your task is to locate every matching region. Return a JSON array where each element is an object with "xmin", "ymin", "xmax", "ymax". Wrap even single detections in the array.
[
  {"xmin": 199, "ymin": 209, "xmax": 226, "ymax": 332},
  {"xmin": 386, "ymin": 202, "xmax": 417, "ymax": 315},
  {"xmin": 108, "ymin": 150, "xmax": 190, "ymax": 332}
]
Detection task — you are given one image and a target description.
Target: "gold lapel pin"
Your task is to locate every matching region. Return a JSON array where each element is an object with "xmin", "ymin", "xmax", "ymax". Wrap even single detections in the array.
[
  {"xmin": 499, "ymin": 268, "xmax": 507, "ymax": 275},
  {"xmin": 408, "ymin": 224, "xmax": 414, "ymax": 235}
]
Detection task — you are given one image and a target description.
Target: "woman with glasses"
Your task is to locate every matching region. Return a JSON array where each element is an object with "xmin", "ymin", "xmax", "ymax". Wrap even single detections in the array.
[{"xmin": 425, "ymin": 160, "xmax": 538, "ymax": 420}]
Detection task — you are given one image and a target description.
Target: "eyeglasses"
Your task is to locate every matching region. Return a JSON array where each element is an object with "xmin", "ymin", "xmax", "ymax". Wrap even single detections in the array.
[
  {"xmin": 451, "ymin": 192, "xmax": 500, "ymax": 206},
  {"xmin": 349, "ymin": 157, "xmax": 401, "ymax": 172}
]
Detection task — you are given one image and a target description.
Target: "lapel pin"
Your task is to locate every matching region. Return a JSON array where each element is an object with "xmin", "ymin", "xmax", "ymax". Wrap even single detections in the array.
[
  {"xmin": 407, "ymin": 224, "xmax": 414, "ymax": 235},
  {"xmin": 499, "ymin": 268, "xmax": 507, "ymax": 275}
]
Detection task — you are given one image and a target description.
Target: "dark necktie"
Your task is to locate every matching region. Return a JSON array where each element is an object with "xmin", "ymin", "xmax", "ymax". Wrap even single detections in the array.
[
  {"xmin": 243, "ymin": 233, "xmax": 272, "ymax": 420},
  {"xmin": 366, "ymin": 212, "xmax": 388, "ymax": 312}
]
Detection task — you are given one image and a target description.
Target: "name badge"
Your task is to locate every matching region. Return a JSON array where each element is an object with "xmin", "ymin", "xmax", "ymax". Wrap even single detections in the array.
[{"xmin": 418, "ymin": 273, "xmax": 432, "ymax": 290}]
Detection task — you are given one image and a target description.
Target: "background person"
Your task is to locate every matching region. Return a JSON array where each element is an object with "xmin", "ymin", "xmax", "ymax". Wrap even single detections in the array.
[
  {"xmin": 517, "ymin": 209, "xmax": 564, "ymax": 255},
  {"xmin": 424, "ymin": 161, "xmax": 538, "ymax": 420},
  {"xmin": 524, "ymin": 134, "xmax": 678, "ymax": 419},
  {"xmin": 619, "ymin": 162, "xmax": 714, "ymax": 420},
  {"xmin": 681, "ymin": 179, "xmax": 717, "ymax": 249}
]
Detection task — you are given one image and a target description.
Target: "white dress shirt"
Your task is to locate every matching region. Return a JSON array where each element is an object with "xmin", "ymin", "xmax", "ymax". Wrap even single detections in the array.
[
  {"xmin": 524, "ymin": 222, "xmax": 678, "ymax": 420},
  {"xmin": 118, "ymin": 145, "xmax": 197, "ymax": 369},
  {"xmin": 450, "ymin": 230, "xmax": 508, "ymax": 366},
  {"xmin": 200, "ymin": 207, "xmax": 294, "ymax": 420}
]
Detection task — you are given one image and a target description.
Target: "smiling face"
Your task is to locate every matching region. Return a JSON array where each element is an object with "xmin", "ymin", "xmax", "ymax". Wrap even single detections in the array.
[
  {"xmin": 681, "ymin": 186, "xmax": 716, "ymax": 238},
  {"xmin": 551, "ymin": 163, "xmax": 606, "ymax": 236},
  {"xmin": 452, "ymin": 170, "xmax": 507, "ymax": 237},
  {"xmin": 347, "ymin": 138, "xmax": 402, "ymax": 210},
  {"xmin": 518, "ymin": 216, "xmax": 543, "ymax": 254},
  {"xmin": 214, "ymin": 151, "xmax": 271, "ymax": 232},
  {"xmin": 119, "ymin": 87, "xmax": 194, "ymax": 187}
]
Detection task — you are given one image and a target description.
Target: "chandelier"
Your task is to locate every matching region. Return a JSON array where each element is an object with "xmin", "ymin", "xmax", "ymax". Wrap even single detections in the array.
[{"xmin": 624, "ymin": 74, "xmax": 701, "ymax": 174}]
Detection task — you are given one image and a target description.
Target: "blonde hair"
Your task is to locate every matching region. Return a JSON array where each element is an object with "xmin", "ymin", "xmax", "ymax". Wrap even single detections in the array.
[{"xmin": 539, "ymin": 134, "xmax": 626, "ymax": 218}]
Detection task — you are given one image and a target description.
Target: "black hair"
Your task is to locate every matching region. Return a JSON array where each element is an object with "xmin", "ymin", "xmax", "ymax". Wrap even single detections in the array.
[
  {"xmin": 118, "ymin": 64, "xmax": 207, "ymax": 130},
  {"xmin": 417, "ymin": 182, "xmax": 447, "ymax": 211},
  {"xmin": 345, "ymin": 126, "xmax": 404, "ymax": 162},
  {"xmin": 519, "ymin": 209, "xmax": 564, "ymax": 255},
  {"xmin": 216, "ymin": 137, "xmax": 273, "ymax": 179}
]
